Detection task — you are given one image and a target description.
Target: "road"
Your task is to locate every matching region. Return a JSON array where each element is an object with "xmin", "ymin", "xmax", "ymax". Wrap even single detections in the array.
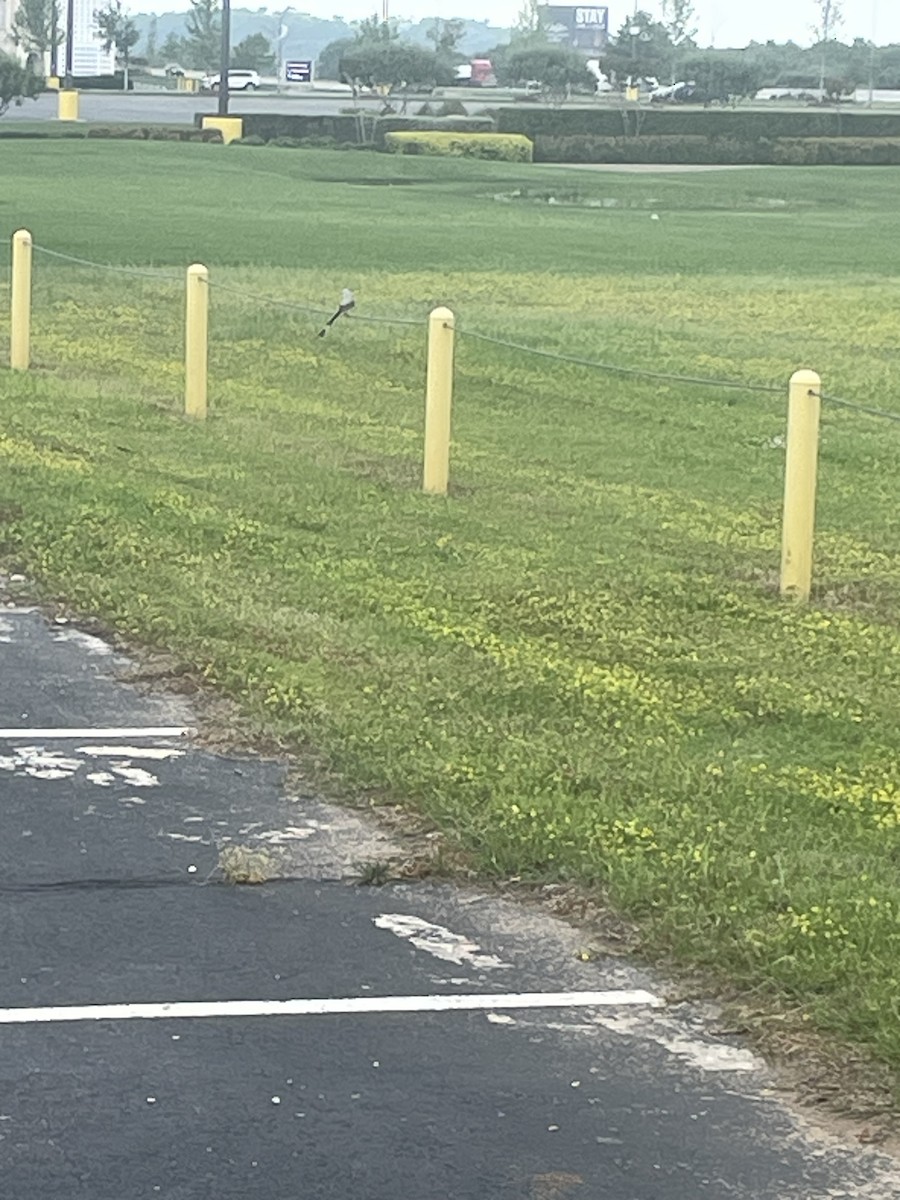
[
  {"xmin": 5, "ymin": 91, "xmax": 392, "ymax": 124},
  {"xmin": 2, "ymin": 595, "xmax": 899, "ymax": 1198}
]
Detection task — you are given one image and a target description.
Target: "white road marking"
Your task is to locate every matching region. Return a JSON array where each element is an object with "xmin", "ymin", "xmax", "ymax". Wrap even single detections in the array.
[
  {"xmin": 0, "ymin": 991, "xmax": 663, "ymax": 1025},
  {"xmin": 78, "ymin": 746, "xmax": 186, "ymax": 760},
  {"xmin": 0, "ymin": 728, "xmax": 191, "ymax": 740},
  {"xmin": 374, "ymin": 913, "xmax": 511, "ymax": 970}
]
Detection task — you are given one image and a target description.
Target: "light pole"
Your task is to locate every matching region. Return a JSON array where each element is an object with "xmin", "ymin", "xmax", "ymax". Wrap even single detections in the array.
[
  {"xmin": 217, "ymin": 0, "xmax": 231, "ymax": 116},
  {"xmin": 63, "ymin": 0, "xmax": 74, "ymax": 88}
]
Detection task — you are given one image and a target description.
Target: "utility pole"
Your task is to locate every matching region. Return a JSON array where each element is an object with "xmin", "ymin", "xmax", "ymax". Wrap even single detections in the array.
[
  {"xmin": 63, "ymin": 0, "xmax": 74, "ymax": 88},
  {"xmin": 868, "ymin": 0, "xmax": 878, "ymax": 107},
  {"xmin": 217, "ymin": 0, "xmax": 231, "ymax": 116}
]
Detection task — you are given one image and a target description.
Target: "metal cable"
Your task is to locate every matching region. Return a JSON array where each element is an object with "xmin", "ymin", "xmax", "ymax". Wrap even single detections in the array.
[
  {"xmin": 817, "ymin": 391, "xmax": 900, "ymax": 426},
  {"xmin": 206, "ymin": 278, "xmax": 425, "ymax": 328},
  {"xmin": 32, "ymin": 244, "xmax": 182, "ymax": 284},
  {"xmin": 459, "ymin": 327, "xmax": 784, "ymax": 396},
  {"xmin": 22, "ymin": 244, "xmax": 900, "ymax": 425}
]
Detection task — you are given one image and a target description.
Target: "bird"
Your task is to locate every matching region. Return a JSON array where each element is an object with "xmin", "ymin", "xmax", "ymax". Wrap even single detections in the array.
[{"xmin": 318, "ymin": 288, "xmax": 355, "ymax": 337}]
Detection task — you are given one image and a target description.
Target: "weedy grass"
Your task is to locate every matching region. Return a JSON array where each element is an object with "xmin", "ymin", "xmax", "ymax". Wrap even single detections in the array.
[{"xmin": 2, "ymin": 143, "xmax": 900, "ymax": 1071}]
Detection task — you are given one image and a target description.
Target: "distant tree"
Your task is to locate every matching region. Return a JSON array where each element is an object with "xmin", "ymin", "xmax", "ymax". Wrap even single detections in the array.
[
  {"xmin": 427, "ymin": 18, "xmax": 466, "ymax": 56},
  {"xmin": 12, "ymin": 0, "xmax": 56, "ymax": 67},
  {"xmin": 159, "ymin": 31, "xmax": 187, "ymax": 66},
  {"xmin": 184, "ymin": 0, "xmax": 221, "ymax": 70},
  {"xmin": 500, "ymin": 45, "xmax": 594, "ymax": 97},
  {"xmin": 660, "ymin": 0, "xmax": 696, "ymax": 48},
  {"xmin": 351, "ymin": 15, "xmax": 398, "ymax": 44},
  {"xmin": 318, "ymin": 36, "xmax": 355, "ymax": 80},
  {"xmin": 144, "ymin": 14, "xmax": 158, "ymax": 64},
  {"xmin": 0, "ymin": 52, "xmax": 43, "ymax": 115},
  {"xmin": 604, "ymin": 12, "xmax": 673, "ymax": 84},
  {"xmin": 812, "ymin": 0, "xmax": 843, "ymax": 93},
  {"xmin": 231, "ymin": 32, "xmax": 275, "ymax": 72},
  {"xmin": 677, "ymin": 51, "xmax": 764, "ymax": 100},
  {"xmin": 339, "ymin": 40, "xmax": 448, "ymax": 90},
  {"xmin": 95, "ymin": 0, "xmax": 140, "ymax": 89}
]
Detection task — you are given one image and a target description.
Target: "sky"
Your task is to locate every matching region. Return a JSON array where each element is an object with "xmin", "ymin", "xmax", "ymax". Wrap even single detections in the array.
[{"xmin": 137, "ymin": 0, "xmax": 899, "ymax": 49}]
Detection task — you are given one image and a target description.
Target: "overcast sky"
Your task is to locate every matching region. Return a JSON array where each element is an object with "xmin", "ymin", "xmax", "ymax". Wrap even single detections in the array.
[{"xmin": 138, "ymin": 0, "xmax": 896, "ymax": 48}]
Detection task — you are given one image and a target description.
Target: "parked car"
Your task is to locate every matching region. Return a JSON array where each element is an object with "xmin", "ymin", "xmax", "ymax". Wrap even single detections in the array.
[
  {"xmin": 201, "ymin": 69, "xmax": 261, "ymax": 93},
  {"xmin": 163, "ymin": 63, "xmax": 185, "ymax": 77}
]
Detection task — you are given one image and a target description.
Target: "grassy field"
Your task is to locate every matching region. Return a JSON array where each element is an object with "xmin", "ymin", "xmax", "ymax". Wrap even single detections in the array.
[{"xmin": 3, "ymin": 141, "xmax": 900, "ymax": 1078}]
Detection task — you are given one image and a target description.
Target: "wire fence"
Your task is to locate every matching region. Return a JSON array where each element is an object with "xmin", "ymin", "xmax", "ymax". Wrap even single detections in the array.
[{"xmin": 13, "ymin": 240, "xmax": 900, "ymax": 430}]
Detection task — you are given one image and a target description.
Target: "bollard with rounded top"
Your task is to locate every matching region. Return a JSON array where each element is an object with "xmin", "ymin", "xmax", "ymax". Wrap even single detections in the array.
[
  {"xmin": 780, "ymin": 369, "xmax": 822, "ymax": 602},
  {"xmin": 10, "ymin": 229, "xmax": 33, "ymax": 371},
  {"xmin": 184, "ymin": 264, "xmax": 209, "ymax": 419},
  {"xmin": 58, "ymin": 89, "xmax": 79, "ymax": 121},
  {"xmin": 423, "ymin": 307, "xmax": 455, "ymax": 495}
]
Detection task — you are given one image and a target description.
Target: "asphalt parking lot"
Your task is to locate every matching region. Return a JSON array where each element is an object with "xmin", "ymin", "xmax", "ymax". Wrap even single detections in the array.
[{"xmin": 2, "ymin": 602, "xmax": 899, "ymax": 1198}]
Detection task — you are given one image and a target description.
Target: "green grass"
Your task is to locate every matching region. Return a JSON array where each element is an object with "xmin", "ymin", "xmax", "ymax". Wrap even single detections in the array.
[{"xmin": 3, "ymin": 141, "xmax": 900, "ymax": 1074}]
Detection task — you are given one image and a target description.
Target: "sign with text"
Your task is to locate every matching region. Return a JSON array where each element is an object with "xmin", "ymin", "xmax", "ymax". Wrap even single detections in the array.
[
  {"xmin": 285, "ymin": 60, "xmax": 313, "ymax": 83},
  {"xmin": 539, "ymin": 6, "xmax": 609, "ymax": 50}
]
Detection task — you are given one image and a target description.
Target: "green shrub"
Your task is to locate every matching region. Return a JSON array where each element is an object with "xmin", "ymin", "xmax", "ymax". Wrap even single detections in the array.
[
  {"xmin": 533, "ymin": 132, "xmax": 900, "ymax": 166},
  {"xmin": 384, "ymin": 131, "xmax": 533, "ymax": 161},
  {"xmin": 269, "ymin": 135, "xmax": 302, "ymax": 148},
  {"xmin": 220, "ymin": 111, "xmax": 359, "ymax": 143},
  {"xmin": 373, "ymin": 114, "xmax": 494, "ymax": 147},
  {"xmin": 235, "ymin": 133, "xmax": 266, "ymax": 146},
  {"xmin": 499, "ymin": 106, "xmax": 900, "ymax": 142}
]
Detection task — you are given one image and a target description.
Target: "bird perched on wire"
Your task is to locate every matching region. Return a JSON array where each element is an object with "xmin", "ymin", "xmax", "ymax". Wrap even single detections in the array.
[{"xmin": 318, "ymin": 288, "xmax": 355, "ymax": 337}]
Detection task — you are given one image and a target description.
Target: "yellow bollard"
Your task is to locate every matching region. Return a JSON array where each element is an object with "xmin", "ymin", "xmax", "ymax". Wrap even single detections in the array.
[
  {"xmin": 780, "ymin": 369, "xmax": 822, "ymax": 602},
  {"xmin": 58, "ymin": 89, "xmax": 79, "ymax": 120},
  {"xmin": 423, "ymin": 306, "xmax": 455, "ymax": 495},
  {"xmin": 10, "ymin": 229, "xmax": 33, "ymax": 371},
  {"xmin": 184, "ymin": 264, "xmax": 209, "ymax": 419},
  {"xmin": 201, "ymin": 116, "xmax": 243, "ymax": 144}
]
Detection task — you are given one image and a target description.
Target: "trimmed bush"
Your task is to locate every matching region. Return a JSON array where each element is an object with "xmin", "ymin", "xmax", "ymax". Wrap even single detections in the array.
[
  {"xmin": 499, "ymin": 106, "xmax": 900, "ymax": 142},
  {"xmin": 210, "ymin": 111, "xmax": 359, "ymax": 142},
  {"xmin": 384, "ymin": 131, "xmax": 533, "ymax": 161},
  {"xmin": 533, "ymin": 133, "xmax": 900, "ymax": 166},
  {"xmin": 373, "ymin": 114, "xmax": 494, "ymax": 147}
]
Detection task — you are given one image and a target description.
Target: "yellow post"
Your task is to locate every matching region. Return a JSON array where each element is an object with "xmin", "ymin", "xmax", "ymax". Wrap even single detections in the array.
[
  {"xmin": 780, "ymin": 369, "xmax": 822, "ymax": 602},
  {"xmin": 201, "ymin": 115, "xmax": 243, "ymax": 144},
  {"xmin": 47, "ymin": 75, "xmax": 60, "ymax": 90},
  {"xmin": 58, "ymin": 89, "xmax": 79, "ymax": 120},
  {"xmin": 423, "ymin": 306, "xmax": 455, "ymax": 495},
  {"xmin": 10, "ymin": 229, "xmax": 33, "ymax": 371},
  {"xmin": 184, "ymin": 264, "xmax": 209, "ymax": 419}
]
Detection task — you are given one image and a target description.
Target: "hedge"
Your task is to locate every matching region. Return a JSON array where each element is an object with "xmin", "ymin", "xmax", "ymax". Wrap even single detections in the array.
[
  {"xmin": 384, "ymin": 131, "xmax": 533, "ymax": 161},
  {"xmin": 197, "ymin": 111, "xmax": 496, "ymax": 147},
  {"xmin": 533, "ymin": 133, "xmax": 900, "ymax": 166},
  {"xmin": 82, "ymin": 125, "xmax": 223, "ymax": 143},
  {"xmin": 498, "ymin": 107, "xmax": 900, "ymax": 142}
]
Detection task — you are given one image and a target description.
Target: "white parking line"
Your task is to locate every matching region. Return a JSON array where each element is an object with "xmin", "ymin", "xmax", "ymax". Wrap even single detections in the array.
[
  {"xmin": 0, "ymin": 990, "xmax": 664, "ymax": 1025},
  {"xmin": 0, "ymin": 727, "xmax": 192, "ymax": 740}
]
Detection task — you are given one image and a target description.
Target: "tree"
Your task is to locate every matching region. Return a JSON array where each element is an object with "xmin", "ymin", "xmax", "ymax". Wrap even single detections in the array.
[
  {"xmin": 427, "ymin": 18, "xmax": 466, "ymax": 56},
  {"xmin": 12, "ymin": 0, "xmax": 57, "ymax": 70},
  {"xmin": 338, "ymin": 41, "xmax": 448, "ymax": 91},
  {"xmin": 604, "ymin": 12, "xmax": 674, "ymax": 85},
  {"xmin": 677, "ymin": 51, "xmax": 764, "ymax": 101},
  {"xmin": 144, "ymin": 15, "xmax": 158, "ymax": 65},
  {"xmin": 812, "ymin": 0, "xmax": 843, "ymax": 93},
  {"xmin": 660, "ymin": 0, "xmax": 696, "ymax": 48},
  {"xmin": 318, "ymin": 36, "xmax": 355, "ymax": 80},
  {"xmin": 0, "ymin": 52, "xmax": 43, "ymax": 117},
  {"xmin": 500, "ymin": 45, "xmax": 594, "ymax": 97},
  {"xmin": 184, "ymin": 0, "xmax": 221, "ymax": 71},
  {"xmin": 95, "ymin": 0, "xmax": 140, "ymax": 90},
  {"xmin": 231, "ymin": 32, "xmax": 275, "ymax": 72},
  {"xmin": 159, "ymin": 31, "xmax": 187, "ymax": 66}
]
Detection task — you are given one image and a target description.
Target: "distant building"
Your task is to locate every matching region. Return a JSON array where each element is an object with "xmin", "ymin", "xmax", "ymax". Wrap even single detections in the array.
[{"xmin": 0, "ymin": 0, "xmax": 115, "ymax": 75}]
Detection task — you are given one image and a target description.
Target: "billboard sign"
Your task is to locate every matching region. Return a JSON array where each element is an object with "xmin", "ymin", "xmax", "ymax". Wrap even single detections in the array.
[
  {"xmin": 539, "ymin": 6, "xmax": 609, "ymax": 51},
  {"xmin": 285, "ymin": 60, "xmax": 313, "ymax": 83}
]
